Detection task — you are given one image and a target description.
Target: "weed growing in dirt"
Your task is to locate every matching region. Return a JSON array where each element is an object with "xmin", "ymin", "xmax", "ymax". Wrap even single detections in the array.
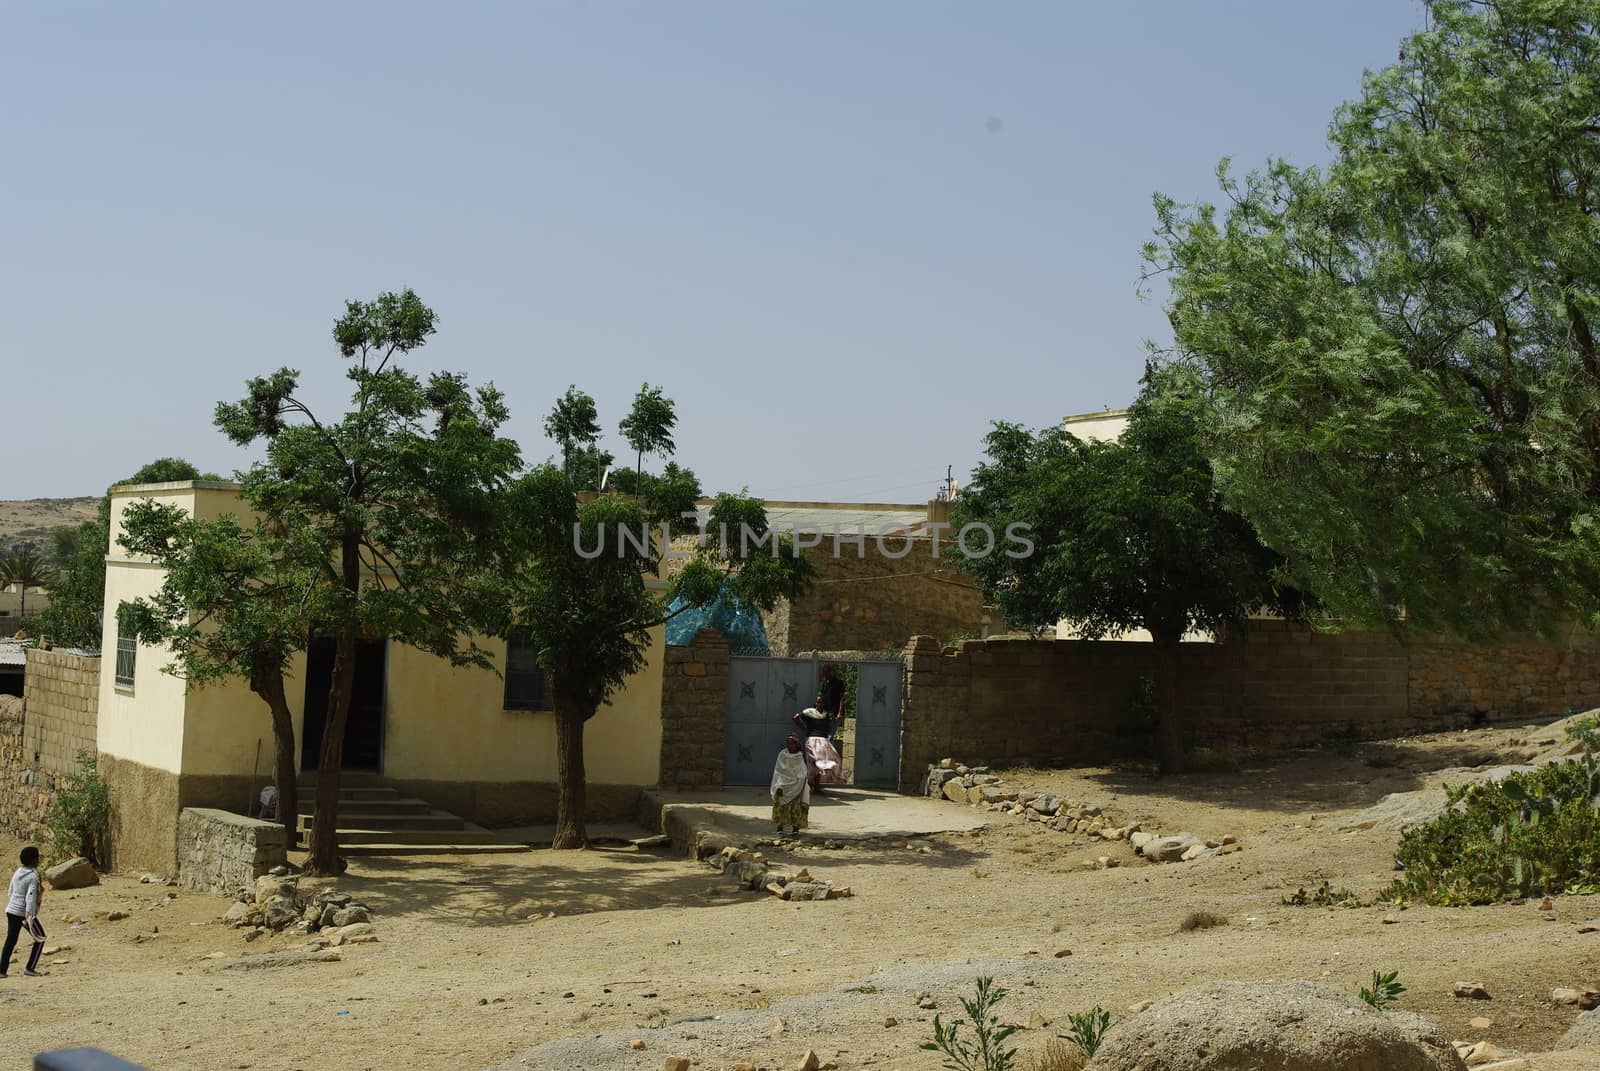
[
  {"xmin": 738, "ymin": 993, "xmax": 771, "ymax": 1009},
  {"xmin": 971, "ymin": 866, "xmax": 992, "ymax": 880},
  {"xmin": 1568, "ymin": 715, "xmax": 1600, "ymax": 749},
  {"xmin": 1024, "ymin": 1038, "xmax": 1087, "ymax": 1071},
  {"xmin": 848, "ymin": 984, "xmax": 879, "ymax": 994},
  {"xmin": 921, "ymin": 976, "xmax": 1018, "ymax": 1071},
  {"xmin": 43, "ymin": 750, "xmax": 110, "ymax": 867},
  {"xmin": 1060, "ymin": 1006, "xmax": 1112, "ymax": 1058},
  {"xmin": 1178, "ymin": 910, "xmax": 1228, "ymax": 932},
  {"xmin": 1382, "ymin": 750, "xmax": 1600, "ymax": 904},
  {"xmin": 1282, "ymin": 880, "xmax": 1364, "ymax": 908},
  {"xmin": 1358, "ymin": 970, "xmax": 1405, "ymax": 1011}
]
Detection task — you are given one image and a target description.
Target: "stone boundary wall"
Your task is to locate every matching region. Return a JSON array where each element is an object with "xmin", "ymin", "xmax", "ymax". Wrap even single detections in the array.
[
  {"xmin": 23, "ymin": 647, "xmax": 101, "ymax": 774},
  {"xmin": 899, "ymin": 621, "xmax": 1600, "ymax": 788},
  {"xmin": 0, "ymin": 695, "xmax": 52, "ymax": 839},
  {"xmin": 176, "ymin": 807, "xmax": 288, "ymax": 895},
  {"xmin": 658, "ymin": 629, "xmax": 729, "ymax": 789}
]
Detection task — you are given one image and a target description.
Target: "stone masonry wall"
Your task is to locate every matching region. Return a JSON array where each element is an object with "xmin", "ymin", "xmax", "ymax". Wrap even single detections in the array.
[
  {"xmin": 176, "ymin": 807, "xmax": 288, "ymax": 896},
  {"xmin": 778, "ymin": 538, "xmax": 985, "ymax": 653},
  {"xmin": 0, "ymin": 694, "xmax": 53, "ymax": 839},
  {"xmin": 658, "ymin": 629, "xmax": 729, "ymax": 789},
  {"xmin": 23, "ymin": 647, "xmax": 102, "ymax": 773},
  {"xmin": 899, "ymin": 621, "xmax": 1600, "ymax": 788}
]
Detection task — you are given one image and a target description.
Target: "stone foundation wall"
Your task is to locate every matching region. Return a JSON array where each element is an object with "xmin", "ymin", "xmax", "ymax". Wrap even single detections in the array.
[
  {"xmin": 658, "ymin": 629, "xmax": 728, "ymax": 788},
  {"xmin": 176, "ymin": 807, "xmax": 287, "ymax": 896},
  {"xmin": 21, "ymin": 648, "xmax": 101, "ymax": 774},
  {"xmin": 899, "ymin": 622, "xmax": 1600, "ymax": 787},
  {"xmin": 0, "ymin": 695, "xmax": 52, "ymax": 839}
]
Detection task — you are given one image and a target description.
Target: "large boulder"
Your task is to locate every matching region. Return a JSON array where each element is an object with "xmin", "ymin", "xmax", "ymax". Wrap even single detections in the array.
[
  {"xmin": 1140, "ymin": 833, "xmax": 1200, "ymax": 863},
  {"xmin": 1085, "ymin": 979, "xmax": 1466, "ymax": 1071},
  {"xmin": 1556, "ymin": 1009, "xmax": 1600, "ymax": 1051},
  {"xmin": 44, "ymin": 857, "xmax": 99, "ymax": 890}
]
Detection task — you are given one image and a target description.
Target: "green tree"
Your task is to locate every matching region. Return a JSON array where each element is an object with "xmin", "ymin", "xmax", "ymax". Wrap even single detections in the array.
[
  {"xmin": 118, "ymin": 508, "xmax": 317, "ymax": 846},
  {"xmin": 953, "ymin": 372, "xmax": 1306, "ymax": 772},
  {"xmin": 214, "ymin": 288, "xmax": 520, "ymax": 873},
  {"xmin": 27, "ymin": 458, "xmax": 208, "ymax": 649},
  {"xmin": 618, "ymin": 383, "xmax": 677, "ymax": 490},
  {"xmin": 544, "ymin": 386, "xmax": 608, "ymax": 489},
  {"xmin": 503, "ymin": 389, "xmax": 811, "ymax": 848},
  {"xmin": 0, "ymin": 549, "xmax": 56, "ymax": 622},
  {"xmin": 1145, "ymin": 0, "xmax": 1600, "ymax": 639}
]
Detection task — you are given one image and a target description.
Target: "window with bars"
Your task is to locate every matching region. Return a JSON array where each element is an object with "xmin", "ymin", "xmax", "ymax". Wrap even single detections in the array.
[
  {"xmin": 503, "ymin": 632, "xmax": 547, "ymax": 711},
  {"xmin": 115, "ymin": 632, "xmax": 137, "ymax": 689}
]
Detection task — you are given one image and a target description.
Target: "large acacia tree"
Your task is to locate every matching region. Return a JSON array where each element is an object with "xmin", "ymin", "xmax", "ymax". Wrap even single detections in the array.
[
  {"xmin": 506, "ymin": 390, "xmax": 812, "ymax": 848},
  {"xmin": 215, "ymin": 289, "xmax": 519, "ymax": 872},
  {"xmin": 1146, "ymin": 0, "xmax": 1600, "ymax": 639},
  {"xmin": 954, "ymin": 372, "xmax": 1307, "ymax": 773}
]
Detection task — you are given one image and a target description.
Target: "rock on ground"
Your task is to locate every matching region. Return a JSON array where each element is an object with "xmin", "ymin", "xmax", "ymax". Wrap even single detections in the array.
[
  {"xmin": 217, "ymin": 949, "xmax": 342, "ymax": 971},
  {"xmin": 44, "ymin": 857, "xmax": 99, "ymax": 890},
  {"xmin": 1556, "ymin": 1009, "xmax": 1600, "ymax": 1051},
  {"xmin": 1084, "ymin": 979, "xmax": 1466, "ymax": 1071}
]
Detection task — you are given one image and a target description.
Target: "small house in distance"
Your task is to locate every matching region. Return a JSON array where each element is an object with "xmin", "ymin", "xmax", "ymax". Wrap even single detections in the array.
[{"xmin": 96, "ymin": 480, "xmax": 667, "ymax": 874}]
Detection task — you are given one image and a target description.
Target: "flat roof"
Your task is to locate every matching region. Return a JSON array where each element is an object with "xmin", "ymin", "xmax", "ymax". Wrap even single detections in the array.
[{"xmin": 108, "ymin": 479, "xmax": 241, "ymax": 495}]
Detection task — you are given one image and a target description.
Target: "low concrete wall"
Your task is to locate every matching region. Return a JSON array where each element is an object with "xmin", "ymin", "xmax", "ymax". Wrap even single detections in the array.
[
  {"xmin": 658, "ymin": 629, "xmax": 728, "ymax": 789},
  {"xmin": 176, "ymin": 807, "xmax": 287, "ymax": 896}
]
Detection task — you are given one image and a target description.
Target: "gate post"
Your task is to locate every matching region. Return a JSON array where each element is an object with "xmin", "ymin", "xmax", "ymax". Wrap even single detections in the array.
[{"xmin": 658, "ymin": 628, "xmax": 728, "ymax": 789}]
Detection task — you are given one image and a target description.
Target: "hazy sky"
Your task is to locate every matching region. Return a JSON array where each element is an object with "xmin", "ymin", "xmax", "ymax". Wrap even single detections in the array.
[{"xmin": 4, "ymin": 1, "xmax": 1423, "ymax": 502}]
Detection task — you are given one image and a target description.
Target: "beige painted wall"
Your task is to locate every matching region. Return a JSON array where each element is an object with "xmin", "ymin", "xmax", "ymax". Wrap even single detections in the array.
[{"xmin": 99, "ymin": 481, "xmax": 666, "ymax": 789}]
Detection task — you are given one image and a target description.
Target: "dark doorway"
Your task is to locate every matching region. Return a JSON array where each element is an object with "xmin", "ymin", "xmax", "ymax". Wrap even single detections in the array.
[{"xmin": 301, "ymin": 637, "xmax": 387, "ymax": 771}]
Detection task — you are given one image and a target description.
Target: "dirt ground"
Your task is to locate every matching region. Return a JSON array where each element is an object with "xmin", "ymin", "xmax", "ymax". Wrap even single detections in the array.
[{"xmin": 5, "ymin": 719, "xmax": 1600, "ymax": 1071}]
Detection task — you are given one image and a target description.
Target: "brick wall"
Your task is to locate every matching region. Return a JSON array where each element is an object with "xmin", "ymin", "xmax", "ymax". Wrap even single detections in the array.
[
  {"xmin": 23, "ymin": 648, "xmax": 101, "ymax": 773},
  {"xmin": 898, "ymin": 622, "xmax": 1600, "ymax": 787},
  {"xmin": 779, "ymin": 539, "xmax": 986, "ymax": 652},
  {"xmin": 658, "ymin": 629, "xmax": 729, "ymax": 788}
]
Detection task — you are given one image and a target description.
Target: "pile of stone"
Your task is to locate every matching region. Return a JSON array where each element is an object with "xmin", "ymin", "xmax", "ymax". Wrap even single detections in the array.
[
  {"xmin": 924, "ymin": 760, "xmax": 1132, "ymax": 837},
  {"xmin": 220, "ymin": 866, "xmax": 379, "ymax": 946},
  {"xmin": 704, "ymin": 845, "xmax": 853, "ymax": 901}
]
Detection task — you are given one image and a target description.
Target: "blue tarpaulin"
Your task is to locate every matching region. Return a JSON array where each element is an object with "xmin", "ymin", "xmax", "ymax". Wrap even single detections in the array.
[{"xmin": 665, "ymin": 582, "xmax": 769, "ymax": 652}]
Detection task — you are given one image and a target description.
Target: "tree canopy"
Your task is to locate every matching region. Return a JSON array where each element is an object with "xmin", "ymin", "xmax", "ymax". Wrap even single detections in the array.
[
  {"xmin": 1146, "ymin": 0, "xmax": 1600, "ymax": 640},
  {"xmin": 953, "ymin": 371, "xmax": 1306, "ymax": 771}
]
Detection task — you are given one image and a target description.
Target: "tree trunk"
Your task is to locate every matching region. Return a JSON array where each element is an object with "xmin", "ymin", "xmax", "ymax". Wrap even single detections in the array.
[
  {"xmin": 1152, "ymin": 630, "xmax": 1185, "ymax": 775},
  {"xmin": 251, "ymin": 666, "xmax": 300, "ymax": 849},
  {"xmin": 308, "ymin": 630, "xmax": 357, "ymax": 874},
  {"xmin": 552, "ymin": 690, "xmax": 590, "ymax": 850}
]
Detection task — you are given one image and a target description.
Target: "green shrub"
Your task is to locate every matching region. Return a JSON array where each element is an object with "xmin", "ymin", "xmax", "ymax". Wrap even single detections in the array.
[
  {"xmin": 1282, "ymin": 880, "xmax": 1364, "ymax": 907},
  {"xmin": 43, "ymin": 750, "xmax": 111, "ymax": 867},
  {"xmin": 1358, "ymin": 969, "xmax": 1405, "ymax": 1011},
  {"xmin": 1382, "ymin": 753, "xmax": 1600, "ymax": 905},
  {"xmin": 921, "ymin": 976, "xmax": 1018, "ymax": 1071},
  {"xmin": 1060, "ymin": 1006, "xmax": 1113, "ymax": 1058}
]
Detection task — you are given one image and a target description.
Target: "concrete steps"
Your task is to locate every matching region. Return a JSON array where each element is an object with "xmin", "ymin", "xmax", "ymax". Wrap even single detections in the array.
[{"xmin": 294, "ymin": 777, "xmax": 526, "ymax": 856}]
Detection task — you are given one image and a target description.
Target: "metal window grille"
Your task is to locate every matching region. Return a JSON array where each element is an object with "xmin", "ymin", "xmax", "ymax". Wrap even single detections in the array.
[
  {"xmin": 503, "ymin": 633, "xmax": 546, "ymax": 711},
  {"xmin": 114, "ymin": 633, "xmax": 137, "ymax": 688}
]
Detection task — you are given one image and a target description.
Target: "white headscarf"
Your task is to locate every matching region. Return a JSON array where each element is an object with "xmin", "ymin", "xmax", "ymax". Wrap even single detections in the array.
[{"xmin": 771, "ymin": 746, "xmax": 811, "ymax": 806}]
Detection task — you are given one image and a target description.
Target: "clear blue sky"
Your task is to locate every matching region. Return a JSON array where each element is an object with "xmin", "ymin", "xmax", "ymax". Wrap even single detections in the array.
[{"xmin": 3, "ymin": 1, "xmax": 1424, "ymax": 502}]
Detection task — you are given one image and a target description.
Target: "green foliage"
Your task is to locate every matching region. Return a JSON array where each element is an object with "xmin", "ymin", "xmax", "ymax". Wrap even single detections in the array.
[
  {"xmin": 0, "ymin": 549, "xmax": 56, "ymax": 621},
  {"xmin": 544, "ymin": 386, "xmax": 607, "ymax": 488},
  {"xmin": 954, "ymin": 370, "xmax": 1310, "ymax": 770},
  {"xmin": 1060, "ymin": 1007, "xmax": 1112, "ymax": 1058},
  {"xmin": 1383, "ymin": 753, "xmax": 1600, "ymax": 905},
  {"xmin": 1282, "ymin": 880, "xmax": 1364, "ymax": 908},
  {"xmin": 1568, "ymin": 715, "xmax": 1600, "ymax": 750},
  {"xmin": 506, "ymin": 390, "xmax": 813, "ymax": 846},
  {"xmin": 1358, "ymin": 970, "xmax": 1406, "ymax": 1012},
  {"xmin": 43, "ymin": 750, "xmax": 111, "ymax": 868},
  {"xmin": 618, "ymin": 382, "xmax": 678, "ymax": 486},
  {"xmin": 27, "ymin": 458, "xmax": 207, "ymax": 650},
  {"xmin": 1147, "ymin": 0, "xmax": 1600, "ymax": 639},
  {"xmin": 920, "ymin": 976, "xmax": 1018, "ymax": 1071}
]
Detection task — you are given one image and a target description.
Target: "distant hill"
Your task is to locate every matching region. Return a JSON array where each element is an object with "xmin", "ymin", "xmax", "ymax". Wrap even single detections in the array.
[{"xmin": 0, "ymin": 497, "xmax": 101, "ymax": 556}]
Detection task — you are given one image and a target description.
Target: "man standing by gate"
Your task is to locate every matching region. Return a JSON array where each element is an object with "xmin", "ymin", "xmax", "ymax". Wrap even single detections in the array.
[{"xmin": 816, "ymin": 664, "xmax": 845, "ymax": 742}]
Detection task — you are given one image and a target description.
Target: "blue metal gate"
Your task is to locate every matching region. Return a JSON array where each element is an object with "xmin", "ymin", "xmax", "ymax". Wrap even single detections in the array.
[
  {"xmin": 724, "ymin": 653, "xmax": 818, "ymax": 786},
  {"xmin": 851, "ymin": 658, "xmax": 903, "ymax": 789}
]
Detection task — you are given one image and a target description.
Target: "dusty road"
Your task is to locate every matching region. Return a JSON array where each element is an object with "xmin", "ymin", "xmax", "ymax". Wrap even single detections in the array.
[{"xmin": 4, "ymin": 718, "xmax": 1599, "ymax": 1071}]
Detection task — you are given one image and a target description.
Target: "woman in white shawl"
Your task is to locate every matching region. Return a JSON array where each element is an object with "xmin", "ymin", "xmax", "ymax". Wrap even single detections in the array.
[{"xmin": 771, "ymin": 734, "xmax": 812, "ymax": 835}]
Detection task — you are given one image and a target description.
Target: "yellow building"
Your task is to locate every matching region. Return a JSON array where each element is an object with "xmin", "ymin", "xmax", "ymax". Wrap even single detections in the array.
[{"xmin": 96, "ymin": 480, "xmax": 666, "ymax": 873}]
